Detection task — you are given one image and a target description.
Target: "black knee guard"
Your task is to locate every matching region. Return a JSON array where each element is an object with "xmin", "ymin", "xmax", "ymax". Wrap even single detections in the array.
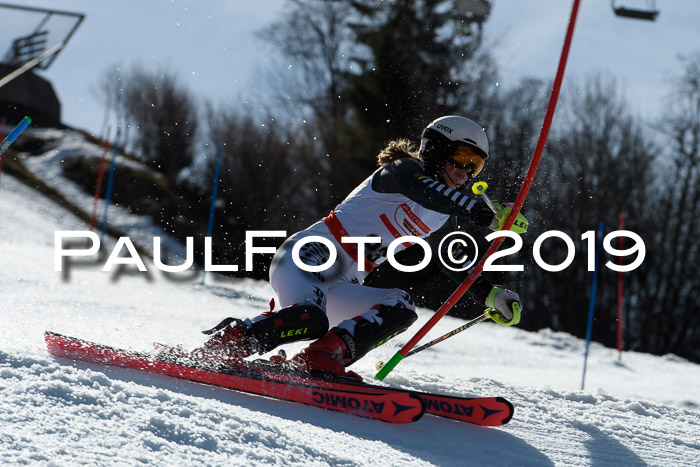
[
  {"xmin": 249, "ymin": 304, "xmax": 329, "ymax": 353},
  {"xmin": 335, "ymin": 303, "xmax": 418, "ymax": 365}
]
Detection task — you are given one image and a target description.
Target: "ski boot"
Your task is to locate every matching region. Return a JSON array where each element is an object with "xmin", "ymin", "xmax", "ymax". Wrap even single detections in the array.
[
  {"xmin": 290, "ymin": 328, "xmax": 358, "ymax": 378},
  {"xmin": 290, "ymin": 303, "xmax": 418, "ymax": 380},
  {"xmin": 190, "ymin": 317, "xmax": 259, "ymax": 367},
  {"xmin": 192, "ymin": 301, "xmax": 330, "ymax": 367}
]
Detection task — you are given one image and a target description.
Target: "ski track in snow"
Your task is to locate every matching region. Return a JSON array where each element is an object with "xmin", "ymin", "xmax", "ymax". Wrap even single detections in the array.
[{"xmin": 2, "ymin": 137, "xmax": 700, "ymax": 466}]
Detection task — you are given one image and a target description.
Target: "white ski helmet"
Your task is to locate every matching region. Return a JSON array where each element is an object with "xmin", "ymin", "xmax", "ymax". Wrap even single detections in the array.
[{"xmin": 419, "ymin": 116, "xmax": 489, "ymax": 178}]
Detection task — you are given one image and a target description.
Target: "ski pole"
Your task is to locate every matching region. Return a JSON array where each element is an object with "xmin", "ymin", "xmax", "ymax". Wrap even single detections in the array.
[
  {"xmin": 376, "ymin": 309, "xmax": 494, "ymax": 370},
  {"xmin": 472, "ymin": 181, "xmax": 501, "ymax": 217}
]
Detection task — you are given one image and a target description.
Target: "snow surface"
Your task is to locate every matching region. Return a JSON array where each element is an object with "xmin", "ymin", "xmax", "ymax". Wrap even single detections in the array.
[{"xmin": 2, "ymin": 169, "xmax": 700, "ymax": 466}]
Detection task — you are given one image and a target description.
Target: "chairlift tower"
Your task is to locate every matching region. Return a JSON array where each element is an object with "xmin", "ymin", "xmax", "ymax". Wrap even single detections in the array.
[{"xmin": 0, "ymin": 2, "xmax": 84, "ymax": 127}]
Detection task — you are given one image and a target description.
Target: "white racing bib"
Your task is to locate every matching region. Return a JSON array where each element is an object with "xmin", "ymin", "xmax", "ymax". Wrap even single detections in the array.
[{"xmin": 331, "ymin": 167, "xmax": 450, "ymax": 266}]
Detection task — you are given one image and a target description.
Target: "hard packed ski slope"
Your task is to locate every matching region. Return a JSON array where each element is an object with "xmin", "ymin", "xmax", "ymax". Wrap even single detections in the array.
[{"xmin": 1, "ymin": 165, "xmax": 699, "ymax": 465}]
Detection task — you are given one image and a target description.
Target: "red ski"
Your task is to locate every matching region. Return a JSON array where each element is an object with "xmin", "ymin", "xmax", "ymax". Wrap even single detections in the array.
[
  {"xmin": 45, "ymin": 332, "xmax": 422, "ymax": 424},
  {"xmin": 242, "ymin": 359, "xmax": 513, "ymax": 427},
  {"xmin": 45, "ymin": 332, "xmax": 513, "ymax": 426}
]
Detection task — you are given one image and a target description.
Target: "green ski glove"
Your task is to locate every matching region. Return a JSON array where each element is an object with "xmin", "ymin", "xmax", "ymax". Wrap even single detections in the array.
[
  {"xmin": 485, "ymin": 286, "xmax": 522, "ymax": 326},
  {"xmin": 489, "ymin": 201, "xmax": 529, "ymax": 234}
]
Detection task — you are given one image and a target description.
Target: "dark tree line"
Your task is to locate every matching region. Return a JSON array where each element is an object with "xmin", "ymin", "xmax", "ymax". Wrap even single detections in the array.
[
  {"xmin": 97, "ymin": 65, "xmax": 198, "ymax": 180},
  {"xmin": 94, "ymin": 1, "xmax": 699, "ymax": 362}
]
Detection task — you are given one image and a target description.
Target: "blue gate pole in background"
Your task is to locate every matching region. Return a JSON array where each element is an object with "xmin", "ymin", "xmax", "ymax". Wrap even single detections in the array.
[
  {"xmin": 99, "ymin": 126, "xmax": 121, "ymax": 249},
  {"xmin": 201, "ymin": 145, "xmax": 224, "ymax": 285},
  {"xmin": 0, "ymin": 116, "xmax": 32, "ymax": 191},
  {"xmin": 581, "ymin": 222, "xmax": 605, "ymax": 390}
]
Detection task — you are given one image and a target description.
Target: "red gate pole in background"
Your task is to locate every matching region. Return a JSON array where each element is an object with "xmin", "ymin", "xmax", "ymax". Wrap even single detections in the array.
[{"xmin": 88, "ymin": 126, "xmax": 112, "ymax": 232}]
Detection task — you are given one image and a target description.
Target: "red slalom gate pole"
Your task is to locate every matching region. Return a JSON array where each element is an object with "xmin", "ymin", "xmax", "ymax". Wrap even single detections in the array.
[
  {"xmin": 88, "ymin": 126, "xmax": 111, "ymax": 232},
  {"xmin": 617, "ymin": 212, "xmax": 625, "ymax": 360},
  {"xmin": 376, "ymin": 0, "xmax": 582, "ymax": 380}
]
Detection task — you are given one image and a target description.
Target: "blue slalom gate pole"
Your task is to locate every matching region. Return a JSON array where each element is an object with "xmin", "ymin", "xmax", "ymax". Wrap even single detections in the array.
[
  {"xmin": 0, "ymin": 116, "xmax": 32, "ymax": 191},
  {"xmin": 0, "ymin": 116, "xmax": 31, "ymax": 154},
  {"xmin": 100, "ymin": 126, "xmax": 121, "ymax": 248},
  {"xmin": 581, "ymin": 222, "xmax": 604, "ymax": 390},
  {"xmin": 201, "ymin": 145, "xmax": 224, "ymax": 284}
]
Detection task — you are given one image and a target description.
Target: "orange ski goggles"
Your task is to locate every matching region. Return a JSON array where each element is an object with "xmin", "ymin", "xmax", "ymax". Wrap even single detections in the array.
[{"xmin": 448, "ymin": 145, "xmax": 485, "ymax": 176}]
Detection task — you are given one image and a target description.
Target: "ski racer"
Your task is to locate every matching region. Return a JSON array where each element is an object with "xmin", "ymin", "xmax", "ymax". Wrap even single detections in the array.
[{"xmin": 193, "ymin": 116, "xmax": 528, "ymax": 377}]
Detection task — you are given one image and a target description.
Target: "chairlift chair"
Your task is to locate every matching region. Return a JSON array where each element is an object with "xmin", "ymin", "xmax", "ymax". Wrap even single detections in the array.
[{"xmin": 611, "ymin": 0, "xmax": 659, "ymax": 21}]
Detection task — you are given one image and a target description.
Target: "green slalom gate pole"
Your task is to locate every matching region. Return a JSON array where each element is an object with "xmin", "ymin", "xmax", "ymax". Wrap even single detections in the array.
[{"xmin": 376, "ymin": 0, "xmax": 582, "ymax": 380}]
